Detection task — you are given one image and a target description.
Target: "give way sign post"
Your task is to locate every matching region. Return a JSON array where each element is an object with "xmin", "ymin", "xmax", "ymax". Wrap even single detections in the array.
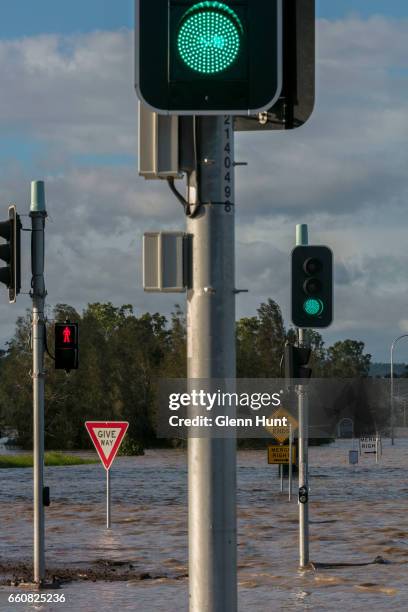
[{"xmin": 85, "ymin": 421, "xmax": 129, "ymax": 529}]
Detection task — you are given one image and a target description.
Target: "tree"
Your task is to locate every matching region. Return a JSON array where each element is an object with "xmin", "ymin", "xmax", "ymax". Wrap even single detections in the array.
[
  {"xmin": 256, "ymin": 299, "xmax": 286, "ymax": 377},
  {"xmin": 161, "ymin": 305, "xmax": 186, "ymax": 378},
  {"xmin": 236, "ymin": 317, "xmax": 262, "ymax": 377},
  {"xmin": 0, "ymin": 311, "xmax": 32, "ymax": 447},
  {"xmin": 306, "ymin": 330, "xmax": 327, "ymax": 377},
  {"xmin": 326, "ymin": 340, "xmax": 371, "ymax": 378},
  {"xmin": 236, "ymin": 300, "xmax": 286, "ymax": 378},
  {"xmin": 0, "ymin": 298, "xmax": 374, "ymax": 451}
]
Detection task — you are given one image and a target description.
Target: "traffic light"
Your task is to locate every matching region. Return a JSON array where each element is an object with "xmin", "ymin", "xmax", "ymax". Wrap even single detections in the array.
[
  {"xmin": 0, "ymin": 205, "xmax": 22, "ymax": 303},
  {"xmin": 298, "ymin": 485, "xmax": 308, "ymax": 504},
  {"xmin": 135, "ymin": 0, "xmax": 282, "ymax": 114},
  {"xmin": 284, "ymin": 344, "xmax": 312, "ymax": 379},
  {"xmin": 291, "ymin": 245, "xmax": 333, "ymax": 328},
  {"xmin": 55, "ymin": 322, "xmax": 78, "ymax": 371},
  {"xmin": 235, "ymin": 0, "xmax": 315, "ymax": 132}
]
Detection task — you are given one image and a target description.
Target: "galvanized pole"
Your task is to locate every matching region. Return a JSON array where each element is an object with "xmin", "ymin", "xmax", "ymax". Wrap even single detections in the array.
[
  {"xmin": 296, "ymin": 223, "xmax": 309, "ymax": 568},
  {"xmin": 30, "ymin": 180, "xmax": 47, "ymax": 585},
  {"xmin": 391, "ymin": 341, "xmax": 394, "ymax": 446},
  {"xmin": 106, "ymin": 469, "xmax": 111, "ymax": 529},
  {"xmin": 187, "ymin": 116, "xmax": 237, "ymax": 612},
  {"xmin": 288, "ymin": 423, "xmax": 293, "ymax": 501},
  {"xmin": 280, "ymin": 460, "xmax": 284, "ymax": 493},
  {"xmin": 390, "ymin": 334, "xmax": 408, "ymax": 446}
]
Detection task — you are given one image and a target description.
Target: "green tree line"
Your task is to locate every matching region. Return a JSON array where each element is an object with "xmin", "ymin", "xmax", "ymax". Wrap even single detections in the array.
[{"xmin": 0, "ymin": 299, "xmax": 371, "ymax": 450}]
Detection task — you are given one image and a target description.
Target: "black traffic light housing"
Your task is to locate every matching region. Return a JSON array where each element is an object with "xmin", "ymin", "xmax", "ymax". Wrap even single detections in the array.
[
  {"xmin": 135, "ymin": 0, "xmax": 282, "ymax": 114},
  {"xmin": 299, "ymin": 485, "xmax": 308, "ymax": 504},
  {"xmin": 284, "ymin": 344, "xmax": 312, "ymax": 379},
  {"xmin": 235, "ymin": 0, "xmax": 315, "ymax": 132},
  {"xmin": 43, "ymin": 486, "xmax": 50, "ymax": 507},
  {"xmin": 55, "ymin": 322, "xmax": 79, "ymax": 372},
  {"xmin": 291, "ymin": 245, "xmax": 333, "ymax": 328},
  {"xmin": 0, "ymin": 205, "xmax": 22, "ymax": 303}
]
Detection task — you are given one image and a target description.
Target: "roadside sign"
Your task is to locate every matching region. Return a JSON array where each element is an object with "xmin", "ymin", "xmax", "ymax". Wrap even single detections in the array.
[
  {"xmin": 265, "ymin": 407, "xmax": 298, "ymax": 443},
  {"xmin": 359, "ymin": 436, "xmax": 380, "ymax": 455},
  {"xmin": 85, "ymin": 421, "xmax": 129, "ymax": 470},
  {"xmin": 359, "ymin": 435, "xmax": 382, "ymax": 464},
  {"xmin": 268, "ymin": 445, "xmax": 296, "ymax": 465}
]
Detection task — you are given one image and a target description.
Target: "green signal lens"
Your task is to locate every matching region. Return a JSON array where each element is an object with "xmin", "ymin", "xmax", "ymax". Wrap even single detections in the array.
[
  {"xmin": 303, "ymin": 298, "xmax": 324, "ymax": 317},
  {"xmin": 177, "ymin": 2, "xmax": 243, "ymax": 75}
]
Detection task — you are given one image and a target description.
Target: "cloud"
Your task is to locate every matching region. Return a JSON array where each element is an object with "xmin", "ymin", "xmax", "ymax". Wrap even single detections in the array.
[
  {"xmin": 0, "ymin": 31, "xmax": 136, "ymax": 154},
  {"xmin": 0, "ymin": 16, "xmax": 407, "ymax": 360}
]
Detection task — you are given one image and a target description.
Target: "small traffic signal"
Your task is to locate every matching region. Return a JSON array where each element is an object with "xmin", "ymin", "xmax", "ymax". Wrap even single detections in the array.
[
  {"xmin": 284, "ymin": 345, "xmax": 312, "ymax": 379},
  {"xmin": 0, "ymin": 205, "xmax": 22, "ymax": 303},
  {"xmin": 55, "ymin": 322, "xmax": 78, "ymax": 371},
  {"xmin": 291, "ymin": 245, "xmax": 333, "ymax": 328},
  {"xmin": 135, "ymin": 0, "xmax": 282, "ymax": 114},
  {"xmin": 298, "ymin": 485, "xmax": 308, "ymax": 504}
]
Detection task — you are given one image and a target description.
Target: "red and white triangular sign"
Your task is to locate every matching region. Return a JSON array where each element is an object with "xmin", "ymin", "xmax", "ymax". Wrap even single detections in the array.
[{"xmin": 85, "ymin": 421, "xmax": 129, "ymax": 470}]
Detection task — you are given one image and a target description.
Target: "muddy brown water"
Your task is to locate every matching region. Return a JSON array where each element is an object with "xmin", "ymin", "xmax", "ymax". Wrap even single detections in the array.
[{"xmin": 0, "ymin": 441, "xmax": 407, "ymax": 611}]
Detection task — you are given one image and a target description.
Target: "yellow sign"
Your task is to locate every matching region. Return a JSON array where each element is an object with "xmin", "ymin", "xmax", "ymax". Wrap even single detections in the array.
[
  {"xmin": 264, "ymin": 407, "xmax": 298, "ymax": 443},
  {"xmin": 268, "ymin": 445, "xmax": 296, "ymax": 465}
]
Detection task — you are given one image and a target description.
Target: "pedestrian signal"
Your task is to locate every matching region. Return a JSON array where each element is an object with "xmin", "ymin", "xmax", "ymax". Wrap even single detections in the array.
[{"xmin": 55, "ymin": 322, "xmax": 78, "ymax": 371}]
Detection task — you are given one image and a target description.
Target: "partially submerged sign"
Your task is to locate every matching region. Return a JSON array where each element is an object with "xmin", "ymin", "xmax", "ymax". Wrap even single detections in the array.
[
  {"xmin": 85, "ymin": 421, "xmax": 129, "ymax": 470},
  {"xmin": 268, "ymin": 445, "xmax": 296, "ymax": 465},
  {"xmin": 264, "ymin": 407, "xmax": 298, "ymax": 443},
  {"xmin": 359, "ymin": 435, "xmax": 381, "ymax": 455}
]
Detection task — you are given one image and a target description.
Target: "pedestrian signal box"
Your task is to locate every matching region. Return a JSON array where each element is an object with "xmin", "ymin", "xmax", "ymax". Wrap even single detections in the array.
[{"xmin": 55, "ymin": 322, "xmax": 78, "ymax": 371}]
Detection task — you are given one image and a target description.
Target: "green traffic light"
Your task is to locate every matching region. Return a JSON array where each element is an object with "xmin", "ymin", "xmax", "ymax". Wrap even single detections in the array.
[
  {"xmin": 303, "ymin": 298, "xmax": 324, "ymax": 317},
  {"xmin": 177, "ymin": 2, "xmax": 243, "ymax": 75}
]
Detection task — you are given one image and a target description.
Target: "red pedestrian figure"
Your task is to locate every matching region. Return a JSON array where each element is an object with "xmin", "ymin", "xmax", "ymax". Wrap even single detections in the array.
[{"xmin": 63, "ymin": 326, "xmax": 71, "ymax": 343}]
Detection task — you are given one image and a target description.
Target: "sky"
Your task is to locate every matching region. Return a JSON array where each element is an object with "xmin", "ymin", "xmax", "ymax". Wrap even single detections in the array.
[{"xmin": 0, "ymin": 1, "xmax": 407, "ymax": 362}]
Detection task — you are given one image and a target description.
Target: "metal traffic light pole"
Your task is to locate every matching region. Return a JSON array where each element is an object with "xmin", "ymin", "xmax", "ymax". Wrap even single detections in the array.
[
  {"xmin": 30, "ymin": 180, "xmax": 47, "ymax": 585},
  {"xmin": 186, "ymin": 116, "xmax": 237, "ymax": 612},
  {"xmin": 390, "ymin": 334, "xmax": 408, "ymax": 446},
  {"xmin": 296, "ymin": 223, "xmax": 310, "ymax": 568}
]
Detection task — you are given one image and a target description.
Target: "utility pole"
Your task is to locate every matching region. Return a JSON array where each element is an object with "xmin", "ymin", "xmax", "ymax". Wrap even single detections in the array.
[
  {"xmin": 136, "ymin": 2, "xmax": 315, "ymax": 605},
  {"xmin": 288, "ymin": 423, "xmax": 293, "ymax": 501},
  {"xmin": 187, "ymin": 116, "xmax": 237, "ymax": 612},
  {"xmin": 296, "ymin": 223, "xmax": 309, "ymax": 569},
  {"xmin": 390, "ymin": 334, "xmax": 408, "ymax": 446},
  {"xmin": 30, "ymin": 180, "xmax": 47, "ymax": 585}
]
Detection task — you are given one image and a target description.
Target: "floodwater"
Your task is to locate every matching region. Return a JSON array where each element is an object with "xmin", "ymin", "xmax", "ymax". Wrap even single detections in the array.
[{"xmin": 0, "ymin": 441, "xmax": 407, "ymax": 611}]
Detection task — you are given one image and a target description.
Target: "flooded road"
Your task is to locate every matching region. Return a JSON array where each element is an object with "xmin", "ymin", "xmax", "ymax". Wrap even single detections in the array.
[{"xmin": 0, "ymin": 441, "xmax": 407, "ymax": 611}]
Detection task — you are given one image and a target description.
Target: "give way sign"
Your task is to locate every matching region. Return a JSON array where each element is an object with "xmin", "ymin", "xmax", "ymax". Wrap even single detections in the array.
[{"xmin": 85, "ymin": 421, "xmax": 129, "ymax": 470}]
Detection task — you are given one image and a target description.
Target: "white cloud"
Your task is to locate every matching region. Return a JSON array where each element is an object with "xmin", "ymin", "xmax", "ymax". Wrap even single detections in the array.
[
  {"xmin": 0, "ymin": 16, "xmax": 407, "ymax": 360},
  {"xmin": 0, "ymin": 31, "xmax": 136, "ymax": 153}
]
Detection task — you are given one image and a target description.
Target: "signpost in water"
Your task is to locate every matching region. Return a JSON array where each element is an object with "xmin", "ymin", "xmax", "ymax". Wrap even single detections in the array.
[
  {"xmin": 85, "ymin": 421, "xmax": 129, "ymax": 528},
  {"xmin": 359, "ymin": 435, "xmax": 382, "ymax": 463}
]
